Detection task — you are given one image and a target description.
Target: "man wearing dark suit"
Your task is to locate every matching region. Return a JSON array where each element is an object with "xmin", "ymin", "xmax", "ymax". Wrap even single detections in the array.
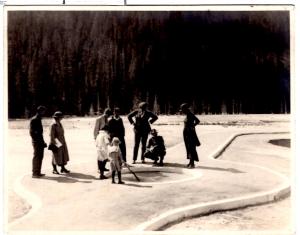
[
  {"xmin": 108, "ymin": 107, "xmax": 127, "ymax": 162},
  {"xmin": 29, "ymin": 106, "xmax": 47, "ymax": 178},
  {"xmin": 128, "ymin": 102, "xmax": 158, "ymax": 164}
]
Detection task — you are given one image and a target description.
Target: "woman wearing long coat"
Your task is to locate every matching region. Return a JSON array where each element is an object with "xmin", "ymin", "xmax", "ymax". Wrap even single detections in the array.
[
  {"xmin": 180, "ymin": 103, "xmax": 200, "ymax": 168},
  {"xmin": 49, "ymin": 111, "xmax": 70, "ymax": 174}
]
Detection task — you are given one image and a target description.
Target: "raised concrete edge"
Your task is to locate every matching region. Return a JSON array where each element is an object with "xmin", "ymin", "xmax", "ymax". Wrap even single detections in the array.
[{"xmin": 134, "ymin": 131, "xmax": 291, "ymax": 231}]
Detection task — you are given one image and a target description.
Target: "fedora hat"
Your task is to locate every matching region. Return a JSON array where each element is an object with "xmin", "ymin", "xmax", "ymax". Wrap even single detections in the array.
[{"xmin": 52, "ymin": 111, "xmax": 63, "ymax": 118}]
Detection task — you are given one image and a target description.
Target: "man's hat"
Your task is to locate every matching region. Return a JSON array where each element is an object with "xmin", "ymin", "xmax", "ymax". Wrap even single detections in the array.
[
  {"xmin": 179, "ymin": 103, "xmax": 189, "ymax": 111},
  {"xmin": 104, "ymin": 108, "xmax": 112, "ymax": 115},
  {"xmin": 138, "ymin": 102, "xmax": 147, "ymax": 109},
  {"xmin": 52, "ymin": 111, "xmax": 63, "ymax": 118},
  {"xmin": 37, "ymin": 105, "xmax": 46, "ymax": 112}
]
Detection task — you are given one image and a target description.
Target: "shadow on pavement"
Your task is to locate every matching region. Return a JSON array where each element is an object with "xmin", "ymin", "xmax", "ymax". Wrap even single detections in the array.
[
  {"xmin": 198, "ymin": 166, "xmax": 244, "ymax": 173},
  {"xmin": 37, "ymin": 172, "xmax": 97, "ymax": 183},
  {"xmin": 154, "ymin": 162, "xmax": 244, "ymax": 173},
  {"xmin": 119, "ymin": 183, "xmax": 152, "ymax": 188}
]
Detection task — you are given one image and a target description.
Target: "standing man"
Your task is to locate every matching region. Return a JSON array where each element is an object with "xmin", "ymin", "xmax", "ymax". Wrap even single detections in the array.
[
  {"xmin": 29, "ymin": 105, "xmax": 47, "ymax": 178},
  {"xmin": 93, "ymin": 108, "xmax": 113, "ymax": 140},
  {"xmin": 108, "ymin": 107, "xmax": 127, "ymax": 162},
  {"xmin": 128, "ymin": 102, "xmax": 158, "ymax": 164}
]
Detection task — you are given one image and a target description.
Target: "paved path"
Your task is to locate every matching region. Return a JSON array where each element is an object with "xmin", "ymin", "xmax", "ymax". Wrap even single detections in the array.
[{"xmin": 7, "ymin": 127, "xmax": 291, "ymax": 233}]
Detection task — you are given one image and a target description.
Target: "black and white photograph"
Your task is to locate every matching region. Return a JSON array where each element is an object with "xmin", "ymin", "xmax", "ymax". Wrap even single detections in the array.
[{"xmin": 2, "ymin": 4, "xmax": 296, "ymax": 234}]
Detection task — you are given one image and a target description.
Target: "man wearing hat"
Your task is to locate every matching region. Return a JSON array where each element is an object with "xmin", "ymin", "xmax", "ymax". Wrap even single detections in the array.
[
  {"xmin": 29, "ymin": 106, "xmax": 47, "ymax": 178},
  {"xmin": 128, "ymin": 102, "xmax": 158, "ymax": 164},
  {"xmin": 144, "ymin": 129, "xmax": 166, "ymax": 166}
]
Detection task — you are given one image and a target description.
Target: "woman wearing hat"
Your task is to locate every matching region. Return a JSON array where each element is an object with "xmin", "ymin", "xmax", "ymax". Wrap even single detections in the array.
[
  {"xmin": 49, "ymin": 111, "xmax": 70, "ymax": 174},
  {"xmin": 180, "ymin": 103, "xmax": 201, "ymax": 168}
]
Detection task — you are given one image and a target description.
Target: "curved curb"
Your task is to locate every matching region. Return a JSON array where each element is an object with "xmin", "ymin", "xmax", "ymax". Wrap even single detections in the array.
[
  {"xmin": 8, "ymin": 159, "xmax": 92, "ymax": 229},
  {"xmin": 8, "ymin": 174, "xmax": 42, "ymax": 229},
  {"xmin": 134, "ymin": 131, "xmax": 290, "ymax": 231}
]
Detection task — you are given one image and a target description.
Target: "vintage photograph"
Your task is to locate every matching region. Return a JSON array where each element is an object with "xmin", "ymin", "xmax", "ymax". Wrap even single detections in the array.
[{"xmin": 4, "ymin": 5, "xmax": 293, "ymax": 234}]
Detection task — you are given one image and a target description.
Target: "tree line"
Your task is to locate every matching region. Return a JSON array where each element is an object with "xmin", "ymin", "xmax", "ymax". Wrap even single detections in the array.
[{"xmin": 7, "ymin": 10, "xmax": 290, "ymax": 118}]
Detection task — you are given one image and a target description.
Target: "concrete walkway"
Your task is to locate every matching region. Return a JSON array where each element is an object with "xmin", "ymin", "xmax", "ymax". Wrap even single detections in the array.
[{"xmin": 7, "ymin": 128, "xmax": 291, "ymax": 233}]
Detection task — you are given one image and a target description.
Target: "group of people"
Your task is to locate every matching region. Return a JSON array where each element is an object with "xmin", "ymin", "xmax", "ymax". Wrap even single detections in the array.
[
  {"xmin": 30, "ymin": 107, "xmax": 70, "ymax": 178},
  {"xmin": 29, "ymin": 102, "xmax": 201, "ymax": 181}
]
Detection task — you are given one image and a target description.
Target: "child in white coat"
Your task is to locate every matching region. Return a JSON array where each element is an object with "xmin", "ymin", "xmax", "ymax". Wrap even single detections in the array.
[
  {"xmin": 95, "ymin": 126, "xmax": 110, "ymax": 179},
  {"xmin": 108, "ymin": 137, "xmax": 125, "ymax": 184}
]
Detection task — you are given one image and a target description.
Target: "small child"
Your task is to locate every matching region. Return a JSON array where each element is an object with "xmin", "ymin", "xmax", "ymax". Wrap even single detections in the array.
[
  {"xmin": 108, "ymin": 137, "xmax": 125, "ymax": 184},
  {"xmin": 144, "ymin": 129, "xmax": 166, "ymax": 166},
  {"xmin": 95, "ymin": 125, "xmax": 110, "ymax": 179}
]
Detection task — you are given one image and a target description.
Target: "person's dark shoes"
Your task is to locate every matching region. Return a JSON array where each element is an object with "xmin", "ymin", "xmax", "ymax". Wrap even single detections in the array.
[
  {"xmin": 186, "ymin": 163, "xmax": 191, "ymax": 168},
  {"xmin": 188, "ymin": 165, "xmax": 195, "ymax": 169},
  {"xmin": 53, "ymin": 170, "xmax": 60, "ymax": 174},
  {"xmin": 158, "ymin": 162, "xmax": 164, "ymax": 167},
  {"xmin": 99, "ymin": 175, "xmax": 108, "ymax": 180},
  {"xmin": 112, "ymin": 180, "xmax": 116, "ymax": 184},
  {"xmin": 141, "ymin": 160, "xmax": 146, "ymax": 164},
  {"xmin": 118, "ymin": 181, "xmax": 125, "ymax": 184},
  {"xmin": 132, "ymin": 160, "xmax": 136, "ymax": 164},
  {"xmin": 32, "ymin": 173, "xmax": 45, "ymax": 178},
  {"xmin": 61, "ymin": 168, "xmax": 70, "ymax": 173}
]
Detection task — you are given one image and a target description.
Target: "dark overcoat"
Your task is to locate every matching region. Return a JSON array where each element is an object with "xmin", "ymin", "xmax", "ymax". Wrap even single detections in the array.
[
  {"xmin": 183, "ymin": 111, "xmax": 200, "ymax": 161},
  {"xmin": 49, "ymin": 121, "xmax": 70, "ymax": 166}
]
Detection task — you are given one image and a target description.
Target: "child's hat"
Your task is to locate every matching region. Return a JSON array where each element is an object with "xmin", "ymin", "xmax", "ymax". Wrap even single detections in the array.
[{"xmin": 112, "ymin": 137, "xmax": 120, "ymax": 144}]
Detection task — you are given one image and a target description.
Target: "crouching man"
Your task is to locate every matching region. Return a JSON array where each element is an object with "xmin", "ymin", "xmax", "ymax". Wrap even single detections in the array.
[{"xmin": 144, "ymin": 129, "xmax": 166, "ymax": 166}]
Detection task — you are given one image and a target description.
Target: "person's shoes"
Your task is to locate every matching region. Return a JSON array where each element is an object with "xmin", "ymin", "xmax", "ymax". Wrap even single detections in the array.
[
  {"xmin": 141, "ymin": 160, "xmax": 146, "ymax": 164},
  {"xmin": 61, "ymin": 168, "xmax": 70, "ymax": 173},
  {"xmin": 132, "ymin": 161, "xmax": 136, "ymax": 164},
  {"xmin": 118, "ymin": 181, "xmax": 125, "ymax": 184},
  {"xmin": 32, "ymin": 173, "xmax": 45, "ymax": 178},
  {"xmin": 99, "ymin": 175, "xmax": 108, "ymax": 180},
  {"xmin": 112, "ymin": 181, "xmax": 116, "ymax": 184},
  {"xmin": 53, "ymin": 170, "xmax": 60, "ymax": 174},
  {"xmin": 186, "ymin": 163, "xmax": 191, "ymax": 168},
  {"xmin": 158, "ymin": 162, "xmax": 164, "ymax": 167},
  {"xmin": 188, "ymin": 165, "xmax": 195, "ymax": 169}
]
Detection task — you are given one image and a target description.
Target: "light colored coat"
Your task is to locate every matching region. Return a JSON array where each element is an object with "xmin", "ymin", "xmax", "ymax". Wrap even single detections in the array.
[
  {"xmin": 49, "ymin": 121, "xmax": 69, "ymax": 166},
  {"xmin": 96, "ymin": 130, "xmax": 110, "ymax": 161},
  {"xmin": 93, "ymin": 114, "xmax": 109, "ymax": 139},
  {"xmin": 108, "ymin": 145, "xmax": 123, "ymax": 172}
]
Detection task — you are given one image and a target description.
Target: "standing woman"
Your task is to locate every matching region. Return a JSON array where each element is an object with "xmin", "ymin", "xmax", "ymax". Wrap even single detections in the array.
[
  {"xmin": 180, "ymin": 103, "xmax": 201, "ymax": 168},
  {"xmin": 49, "ymin": 111, "xmax": 70, "ymax": 174}
]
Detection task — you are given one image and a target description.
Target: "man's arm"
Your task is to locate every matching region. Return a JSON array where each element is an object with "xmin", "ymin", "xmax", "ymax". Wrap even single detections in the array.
[
  {"xmin": 148, "ymin": 111, "xmax": 158, "ymax": 124},
  {"xmin": 127, "ymin": 110, "xmax": 138, "ymax": 125},
  {"xmin": 94, "ymin": 118, "xmax": 100, "ymax": 140}
]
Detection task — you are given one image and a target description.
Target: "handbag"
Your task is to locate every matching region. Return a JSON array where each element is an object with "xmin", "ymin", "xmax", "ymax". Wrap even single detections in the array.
[{"xmin": 48, "ymin": 143, "xmax": 58, "ymax": 152}]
